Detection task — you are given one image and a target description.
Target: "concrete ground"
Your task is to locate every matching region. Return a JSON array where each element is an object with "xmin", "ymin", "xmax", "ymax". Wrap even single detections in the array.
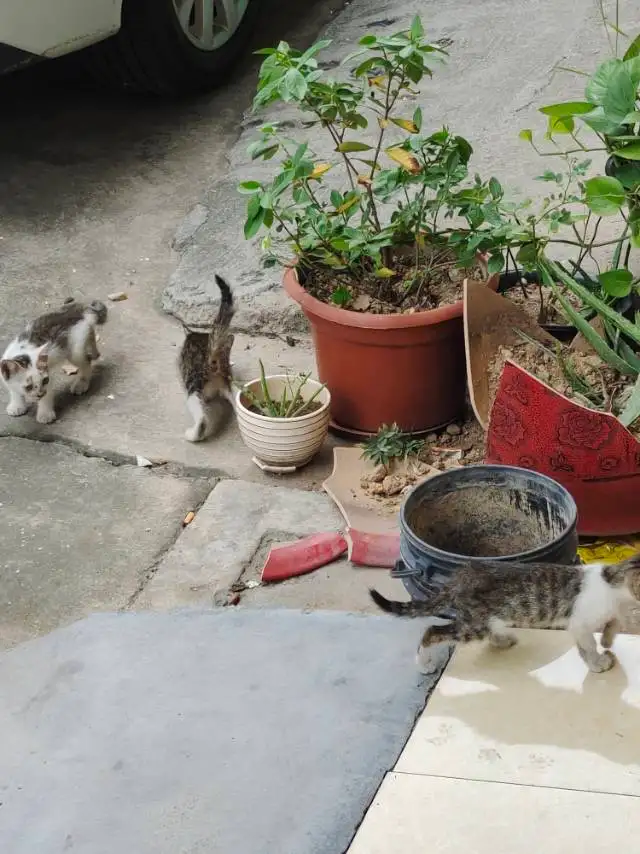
[
  {"xmin": 0, "ymin": 0, "xmax": 630, "ymax": 648},
  {"xmin": 0, "ymin": 609, "xmax": 446, "ymax": 854},
  {"xmin": 1, "ymin": 2, "xmax": 638, "ymax": 852}
]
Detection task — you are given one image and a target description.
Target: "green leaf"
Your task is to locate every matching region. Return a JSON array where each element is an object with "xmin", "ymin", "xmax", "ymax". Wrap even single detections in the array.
[
  {"xmin": 244, "ymin": 206, "xmax": 266, "ymax": 240},
  {"xmin": 609, "ymin": 161, "xmax": 640, "ymax": 189},
  {"xmin": 624, "ymin": 32, "xmax": 640, "ymax": 61},
  {"xmin": 585, "ymin": 58, "xmax": 622, "ymax": 105},
  {"xmin": 519, "ymin": 129, "xmax": 533, "ymax": 144},
  {"xmin": 330, "ymin": 286, "xmax": 351, "ymax": 306},
  {"xmin": 539, "ymin": 264, "xmax": 636, "ymax": 375},
  {"xmin": 612, "ymin": 142, "xmax": 640, "ymax": 160},
  {"xmin": 536, "ymin": 170, "xmax": 563, "ymax": 183},
  {"xmin": 238, "ymin": 180, "xmax": 261, "ymax": 194},
  {"xmin": 487, "ymin": 253, "xmax": 504, "ymax": 274},
  {"xmin": 624, "ymin": 111, "xmax": 640, "ymax": 124},
  {"xmin": 582, "ymin": 106, "xmax": 625, "ymax": 134},
  {"xmin": 282, "ymin": 68, "xmax": 308, "ymax": 101},
  {"xmin": 336, "ymin": 141, "xmax": 373, "ymax": 152},
  {"xmin": 629, "ymin": 208, "xmax": 640, "ymax": 248},
  {"xmin": 488, "ymin": 177, "xmax": 502, "ymax": 200},
  {"xmin": 358, "ymin": 35, "xmax": 377, "ymax": 46},
  {"xmin": 413, "ymin": 106, "xmax": 423, "ymax": 131},
  {"xmin": 539, "ymin": 101, "xmax": 595, "ymax": 117},
  {"xmin": 547, "ymin": 260, "xmax": 640, "ymax": 348},
  {"xmin": 598, "ymin": 268, "xmax": 633, "ymax": 297},
  {"xmin": 619, "ymin": 375, "xmax": 640, "ymax": 427},
  {"xmin": 584, "ymin": 176, "xmax": 625, "ymax": 216},
  {"xmin": 585, "ymin": 59, "xmax": 636, "ymax": 123},
  {"xmin": 546, "ymin": 115, "xmax": 574, "ymax": 136},
  {"xmin": 410, "ymin": 15, "xmax": 424, "ymax": 39},
  {"xmin": 298, "ymin": 39, "xmax": 332, "ymax": 62},
  {"xmin": 516, "ymin": 243, "xmax": 538, "ymax": 266}
]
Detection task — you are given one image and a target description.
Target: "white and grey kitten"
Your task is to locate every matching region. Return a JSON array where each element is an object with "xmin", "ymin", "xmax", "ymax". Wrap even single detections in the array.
[
  {"xmin": 1, "ymin": 299, "xmax": 107, "ymax": 424},
  {"xmin": 179, "ymin": 275, "xmax": 235, "ymax": 442},
  {"xmin": 371, "ymin": 555, "xmax": 640, "ymax": 674}
]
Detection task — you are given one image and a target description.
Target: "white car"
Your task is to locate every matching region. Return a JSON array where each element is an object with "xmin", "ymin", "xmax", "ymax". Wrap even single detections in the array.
[{"xmin": 0, "ymin": 0, "xmax": 258, "ymax": 95}]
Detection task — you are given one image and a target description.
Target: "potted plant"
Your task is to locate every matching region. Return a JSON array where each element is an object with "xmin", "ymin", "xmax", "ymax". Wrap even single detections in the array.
[
  {"xmin": 461, "ymin": 4, "xmax": 640, "ymax": 534},
  {"xmin": 238, "ymin": 17, "xmax": 499, "ymax": 436},
  {"xmin": 235, "ymin": 362, "xmax": 331, "ymax": 470}
]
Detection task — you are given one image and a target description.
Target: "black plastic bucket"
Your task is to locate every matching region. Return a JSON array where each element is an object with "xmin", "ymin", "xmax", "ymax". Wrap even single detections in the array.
[{"xmin": 393, "ymin": 465, "xmax": 578, "ymax": 606}]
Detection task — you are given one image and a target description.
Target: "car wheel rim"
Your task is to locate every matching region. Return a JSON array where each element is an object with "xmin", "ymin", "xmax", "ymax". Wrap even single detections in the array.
[{"xmin": 172, "ymin": 0, "xmax": 251, "ymax": 50}]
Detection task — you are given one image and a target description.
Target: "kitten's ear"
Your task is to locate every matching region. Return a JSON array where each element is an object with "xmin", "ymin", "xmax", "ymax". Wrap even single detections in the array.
[
  {"xmin": 625, "ymin": 568, "xmax": 640, "ymax": 600},
  {"xmin": 35, "ymin": 347, "xmax": 49, "ymax": 372},
  {"xmin": 1, "ymin": 359, "xmax": 25, "ymax": 380},
  {"xmin": 602, "ymin": 564, "xmax": 625, "ymax": 586},
  {"xmin": 621, "ymin": 552, "xmax": 640, "ymax": 571}
]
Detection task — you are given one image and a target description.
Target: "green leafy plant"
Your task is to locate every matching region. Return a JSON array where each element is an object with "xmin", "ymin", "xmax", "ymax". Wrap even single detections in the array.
[
  {"xmin": 239, "ymin": 17, "xmax": 487, "ymax": 308},
  {"xmin": 241, "ymin": 361, "xmax": 326, "ymax": 418},
  {"xmin": 446, "ymin": 4, "xmax": 640, "ymax": 420},
  {"xmin": 360, "ymin": 423, "xmax": 424, "ymax": 467}
]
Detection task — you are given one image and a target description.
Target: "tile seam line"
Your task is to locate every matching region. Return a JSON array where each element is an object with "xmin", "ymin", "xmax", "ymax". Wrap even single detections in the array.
[{"xmin": 392, "ymin": 769, "xmax": 640, "ymax": 799}]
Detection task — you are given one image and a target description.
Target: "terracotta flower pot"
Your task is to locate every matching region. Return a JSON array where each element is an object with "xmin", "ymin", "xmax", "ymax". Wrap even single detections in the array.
[
  {"xmin": 283, "ymin": 266, "xmax": 498, "ymax": 436},
  {"xmin": 486, "ymin": 361, "xmax": 640, "ymax": 536}
]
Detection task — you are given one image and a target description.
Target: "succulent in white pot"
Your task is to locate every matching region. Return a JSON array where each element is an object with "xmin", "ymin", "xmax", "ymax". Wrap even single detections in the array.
[{"xmin": 236, "ymin": 363, "xmax": 331, "ymax": 470}]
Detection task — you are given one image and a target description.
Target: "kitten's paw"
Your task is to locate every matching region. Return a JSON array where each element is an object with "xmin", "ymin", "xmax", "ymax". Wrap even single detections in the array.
[
  {"xmin": 7, "ymin": 401, "xmax": 28, "ymax": 417},
  {"xmin": 490, "ymin": 633, "xmax": 518, "ymax": 650},
  {"xmin": 36, "ymin": 406, "xmax": 57, "ymax": 424},
  {"xmin": 416, "ymin": 643, "xmax": 450, "ymax": 675},
  {"xmin": 589, "ymin": 650, "xmax": 616, "ymax": 673},
  {"xmin": 70, "ymin": 376, "xmax": 90, "ymax": 395},
  {"xmin": 184, "ymin": 426, "xmax": 202, "ymax": 443}
]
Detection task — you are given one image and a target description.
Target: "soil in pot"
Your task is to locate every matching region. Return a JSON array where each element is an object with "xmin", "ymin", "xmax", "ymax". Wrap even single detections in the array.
[
  {"xmin": 503, "ymin": 281, "xmax": 577, "ymax": 326},
  {"xmin": 486, "ymin": 338, "xmax": 635, "ymax": 425},
  {"xmin": 302, "ymin": 245, "xmax": 485, "ymax": 314}
]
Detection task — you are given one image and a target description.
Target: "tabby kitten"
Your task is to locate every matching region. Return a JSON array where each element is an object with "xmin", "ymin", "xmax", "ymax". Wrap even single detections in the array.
[
  {"xmin": 1, "ymin": 299, "xmax": 107, "ymax": 424},
  {"xmin": 370, "ymin": 555, "xmax": 640, "ymax": 673},
  {"xmin": 179, "ymin": 274, "xmax": 235, "ymax": 442}
]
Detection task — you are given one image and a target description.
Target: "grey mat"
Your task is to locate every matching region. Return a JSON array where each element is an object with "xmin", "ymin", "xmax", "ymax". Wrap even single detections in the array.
[{"xmin": 0, "ymin": 609, "xmax": 443, "ymax": 854}]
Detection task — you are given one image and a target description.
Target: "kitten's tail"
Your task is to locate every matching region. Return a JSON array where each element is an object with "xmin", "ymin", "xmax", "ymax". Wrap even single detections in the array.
[
  {"xmin": 369, "ymin": 588, "xmax": 440, "ymax": 617},
  {"xmin": 84, "ymin": 301, "xmax": 108, "ymax": 327},
  {"xmin": 213, "ymin": 275, "xmax": 235, "ymax": 332}
]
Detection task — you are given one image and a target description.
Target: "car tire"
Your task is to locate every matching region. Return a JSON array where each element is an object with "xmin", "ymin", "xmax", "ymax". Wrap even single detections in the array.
[{"xmin": 84, "ymin": 0, "xmax": 259, "ymax": 96}]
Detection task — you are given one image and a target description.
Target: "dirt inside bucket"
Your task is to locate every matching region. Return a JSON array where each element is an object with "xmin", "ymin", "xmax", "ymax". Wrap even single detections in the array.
[{"xmin": 407, "ymin": 485, "xmax": 566, "ymax": 557}]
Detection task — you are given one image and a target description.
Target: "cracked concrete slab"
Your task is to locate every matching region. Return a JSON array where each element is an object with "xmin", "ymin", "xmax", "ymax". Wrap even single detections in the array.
[
  {"xmin": 137, "ymin": 479, "xmax": 408, "ymax": 613},
  {"xmin": 0, "ymin": 0, "xmax": 346, "ymax": 477},
  {"xmin": 0, "ymin": 327, "xmax": 340, "ymax": 485},
  {"xmin": 165, "ymin": 0, "xmax": 622, "ymax": 331},
  {"xmin": 0, "ymin": 608, "xmax": 445, "ymax": 854},
  {"xmin": 0, "ymin": 437, "xmax": 210, "ymax": 649}
]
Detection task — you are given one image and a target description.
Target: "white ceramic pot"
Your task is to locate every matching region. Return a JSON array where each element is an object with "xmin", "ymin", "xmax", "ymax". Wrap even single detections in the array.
[{"xmin": 236, "ymin": 374, "xmax": 331, "ymax": 468}]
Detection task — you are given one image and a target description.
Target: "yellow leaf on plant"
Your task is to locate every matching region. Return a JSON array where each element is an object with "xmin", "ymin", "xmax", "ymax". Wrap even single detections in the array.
[
  {"xmin": 386, "ymin": 147, "xmax": 421, "ymax": 173},
  {"xmin": 337, "ymin": 196, "xmax": 359, "ymax": 214},
  {"xmin": 390, "ymin": 117, "xmax": 419, "ymax": 133},
  {"xmin": 368, "ymin": 75, "xmax": 387, "ymax": 90},
  {"xmin": 375, "ymin": 267, "xmax": 395, "ymax": 278},
  {"xmin": 310, "ymin": 163, "xmax": 332, "ymax": 179},
  {"xmin": 378, "ymin": 117, "xmax": 389, "ymax": 129}
]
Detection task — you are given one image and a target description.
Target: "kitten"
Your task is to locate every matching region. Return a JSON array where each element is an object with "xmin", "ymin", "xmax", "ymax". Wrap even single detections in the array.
[
  {"xmin": 370, "ymin": 555, "xmax": 640, "ymax": 674},
  {"xmin": 1, "ymin": 299, "xmax": 107, "ymax": 424},
  {"xmin": 179, "ymin": 274, "xmax": 235, "ymax": 442}
]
